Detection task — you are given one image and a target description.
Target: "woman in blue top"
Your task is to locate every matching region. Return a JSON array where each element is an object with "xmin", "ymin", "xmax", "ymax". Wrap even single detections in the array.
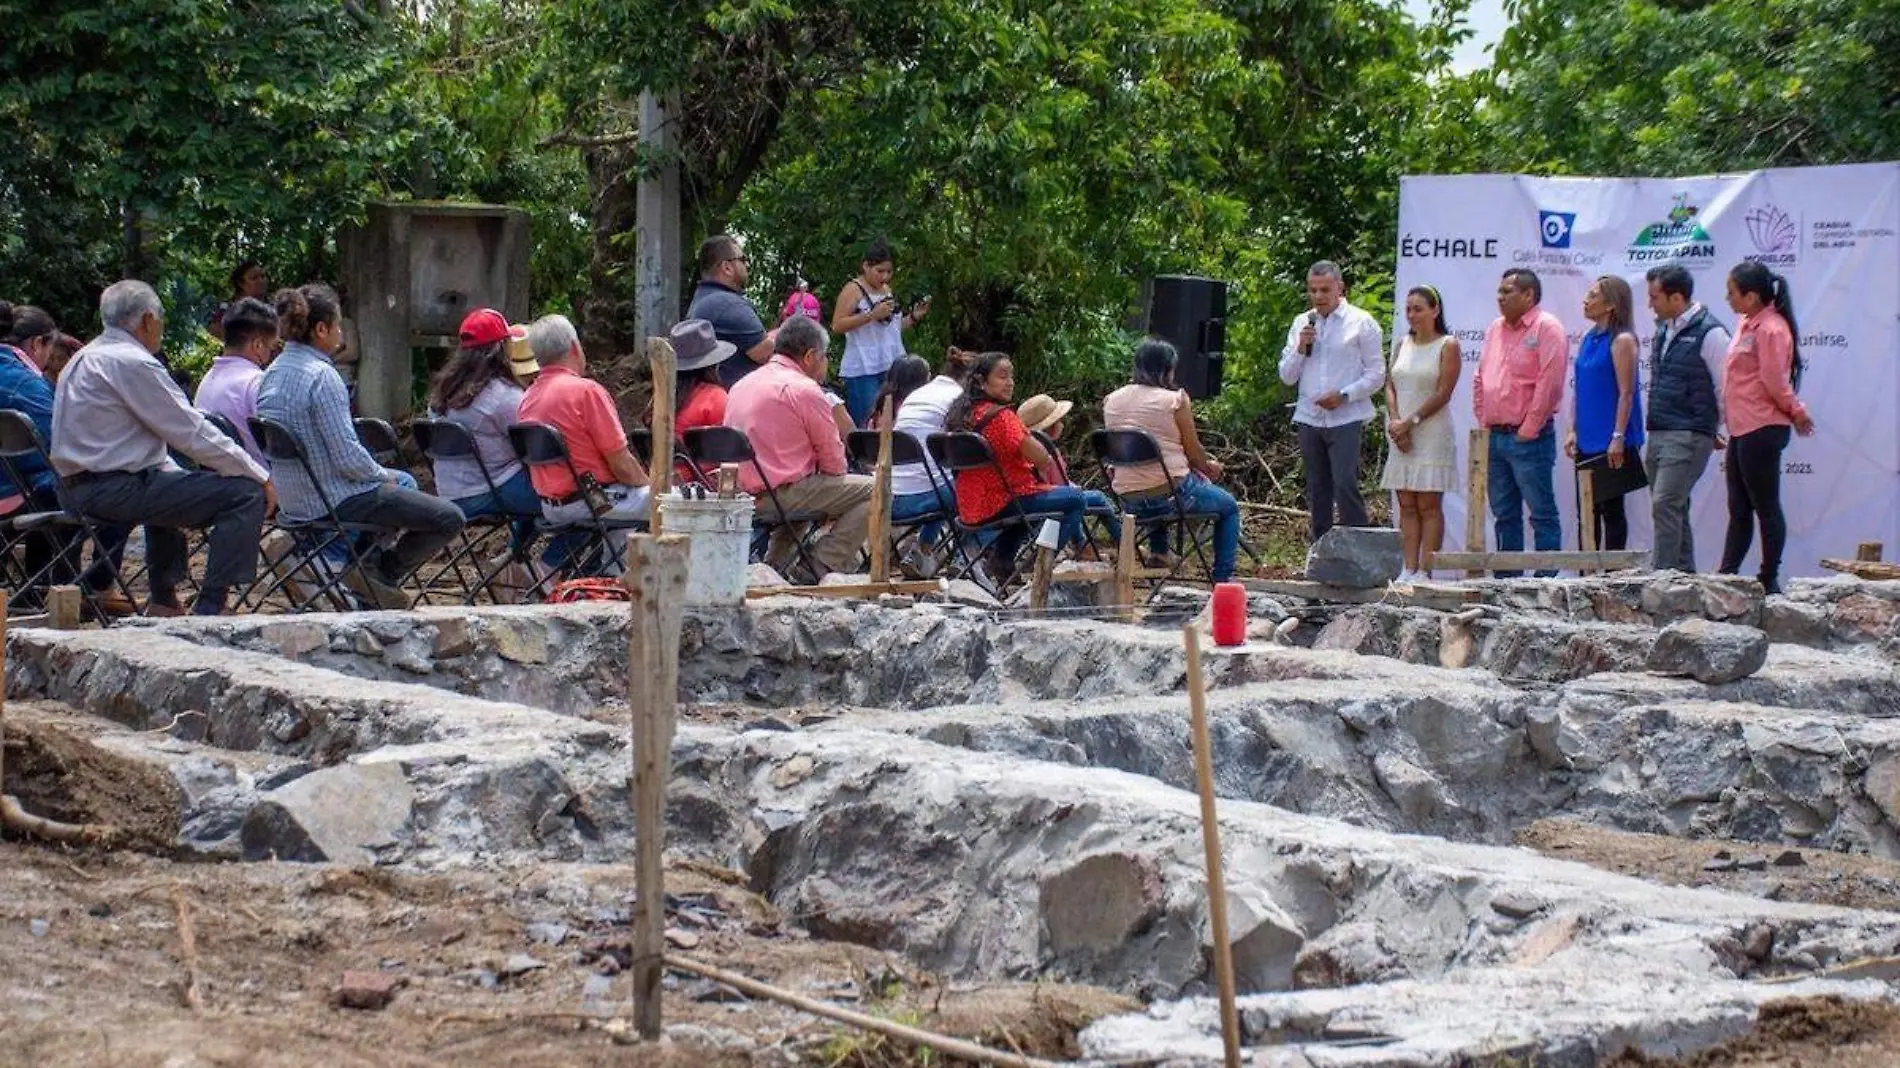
[{"xmin": 1563, "ymin": 275, "xmax": 1645, "ymax": 551}]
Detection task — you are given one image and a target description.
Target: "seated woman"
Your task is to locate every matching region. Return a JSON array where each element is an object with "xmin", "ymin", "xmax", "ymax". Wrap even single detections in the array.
[
  {"xmin": 428, "ymin": 310, "xmax": 541, "ymax": 554},
  {"xmin": 944, "ymin": 352, "xmax": 1090, "ymax": 583},
  {"xmin": 1101, "ymin": 338, "xmax": 1242, "ymax": 582}
]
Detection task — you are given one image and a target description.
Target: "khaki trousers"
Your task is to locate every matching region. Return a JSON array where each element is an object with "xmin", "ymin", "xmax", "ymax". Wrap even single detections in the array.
[{"xmin": 764, "ymin": 473, "xmax": 874, "ymax": 578}]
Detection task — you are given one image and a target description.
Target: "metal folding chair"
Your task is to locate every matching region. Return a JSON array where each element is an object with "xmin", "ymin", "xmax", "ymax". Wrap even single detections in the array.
[
  {"xmin": 0, "ymin": 410, "xmax": 145, "ymax": 620},
  {"xmin": 681, "ymin": 426, "xmax": 825, "ymax": 582},
  {"xmin": 846, "ymin": 429, "xmax": 964, "ymax": 577},
  {"xmin": 238, "ymin": 416, "xmax": 415, "ymax": 611},
  {"xmin": 1090, "ymin": 428, "xmax": 1262, "ymax": 584},
  {"xmin": 412, "ymin": 418, "xmax": 537, "ymax": 605},
  {"xmin": 925, "ymin": 430, "xmax": 1073, "ymax": 595},
  {"xmin": 506, "ymin": 421, "xmax": 647, "ymax": 597}
]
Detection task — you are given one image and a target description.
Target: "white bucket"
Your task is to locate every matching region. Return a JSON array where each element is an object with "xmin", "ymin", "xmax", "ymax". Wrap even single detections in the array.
[{"xmin": 662, "ymin": 491, "xmax": 756, "ymax": 606}]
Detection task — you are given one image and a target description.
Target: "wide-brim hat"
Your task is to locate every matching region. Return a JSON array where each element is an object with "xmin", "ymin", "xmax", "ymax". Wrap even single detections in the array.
[
  {"xmin": 1017, "ymin": 394, "xmax": 1073, "ymax": 433},
  {"xmin": 670, "ymin": 318, "xmax": 737, "ymax": 372},
  {"xmin": 506, "ymin": 333, "xmax": 538, "ymax": 377}
]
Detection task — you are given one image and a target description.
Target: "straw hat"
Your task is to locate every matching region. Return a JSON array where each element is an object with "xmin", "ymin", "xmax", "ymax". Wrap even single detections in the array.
[
  {"xmin": 1016, "ymin": 394, "xmax": 1073, "ymax": 433},
  {"xmin": 507, "ymin": 335, "xmax": 539, "ymax": 380}
]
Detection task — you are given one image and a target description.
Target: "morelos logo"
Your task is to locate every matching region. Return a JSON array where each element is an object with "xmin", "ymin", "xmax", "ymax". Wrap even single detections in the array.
[
  {"xmin": 1744, "ymin": 204, "xmax": 1800, "ymax": 268},
  {"xmin": 1627, "ymin": 193, "xmax": 1718, "ymax": 265}
]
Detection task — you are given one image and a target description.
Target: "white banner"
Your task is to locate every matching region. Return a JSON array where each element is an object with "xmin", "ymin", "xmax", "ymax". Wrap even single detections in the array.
[{"xmin": 1394, "ymin": 163, "xmax": 1900, "ymax": 576}]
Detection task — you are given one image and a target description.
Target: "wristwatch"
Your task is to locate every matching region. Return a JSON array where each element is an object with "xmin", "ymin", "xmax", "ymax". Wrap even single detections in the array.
[{"xmin": 1611, "ymin": 432, "xmax": 1625, "ymax": 441}]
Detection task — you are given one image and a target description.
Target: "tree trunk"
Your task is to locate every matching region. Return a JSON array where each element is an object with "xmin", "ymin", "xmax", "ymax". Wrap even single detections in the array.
[{"xmin": 583, "ymin": 141, "xmax": 640, "ymax": 359}]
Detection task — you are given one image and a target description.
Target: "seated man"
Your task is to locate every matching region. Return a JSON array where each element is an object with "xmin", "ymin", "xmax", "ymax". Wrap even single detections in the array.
[
  {"xmin": 516, "ymin": 314, "xmax": 651, "ymax": 567},
  {"xmin": 724, "ymin": 315, "xmax": 873, "ymax": 580},
  {"xmin": 193, "ymin": 296, "xmax": 277, "ymax": 463},
  {"xmin": 256, "ymin": 283, "xmax": 465, "ymax": 609},
  {"xmin": 50, "ymin": 280, "xmax": 272, "ymax": 616}
]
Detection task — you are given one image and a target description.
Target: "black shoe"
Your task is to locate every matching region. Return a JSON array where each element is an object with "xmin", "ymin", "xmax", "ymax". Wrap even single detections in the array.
[{"xmin": 1759, "ymin": 574, "xmax": 1783, "ymax": 596}]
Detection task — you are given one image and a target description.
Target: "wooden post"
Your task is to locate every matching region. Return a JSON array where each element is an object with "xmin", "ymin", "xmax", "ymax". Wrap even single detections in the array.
[
  {"xmin": 624, "ymin": 534, "xmax": 691, "ymax": 1040},
  {"xmin": 1182, "ymin": 626, "xmax": 1242, "ymax": 1068},
  {"xmin": 1859, "ymin": 542, "xmax": 1885, "ymax": 563},
  {"xmin": 646, "ymin": 338, "xmax": 677, "ymax": 538},
  {"xmin": 1577, "ymin": 466, "xmax": 1597, "ymax": 573},
  {"xmin": 1461, "ymin": 427, "xmax": 1488, "ymax": 579},
  {"xmin": 46, "ymin": 586, "xmax": 81, "ymax": 630},
  {"xmin": 717, "ymin": 463, "xmax": 740, "ymax": 499},
  {"xmin": 1116, "ymin": 514, "xmax": 1137, "ymax": 623},
  {"xmin": 1028, "ymin": 546, "xmax": 1056, "ymax": 614},
  {"xmin": 868, "ymin": 397, "xmax": 895, "ymax": 583}
]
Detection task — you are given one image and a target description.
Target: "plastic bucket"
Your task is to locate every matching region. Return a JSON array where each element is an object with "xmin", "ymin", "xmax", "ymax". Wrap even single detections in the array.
[{"xmin": 662, "ymin": 492, "xmax": 755, "ymax": 606}]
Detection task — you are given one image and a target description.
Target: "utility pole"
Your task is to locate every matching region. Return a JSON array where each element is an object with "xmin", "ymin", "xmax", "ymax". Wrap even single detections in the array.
[{"xmin": 634, "ymin": 91, "xmax": 683, "ymax": 347}]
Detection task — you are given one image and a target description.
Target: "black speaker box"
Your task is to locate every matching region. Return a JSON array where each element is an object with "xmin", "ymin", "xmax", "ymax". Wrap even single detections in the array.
[{"xmin": 1146, "ymin": 275, "xmax": 1228, "ymax": 399}]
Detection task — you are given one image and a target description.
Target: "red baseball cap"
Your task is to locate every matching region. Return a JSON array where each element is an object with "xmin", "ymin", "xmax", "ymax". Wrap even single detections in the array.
[{"xmin": 458, "ymin": 308, "xmax": 525, "ymax": 348}]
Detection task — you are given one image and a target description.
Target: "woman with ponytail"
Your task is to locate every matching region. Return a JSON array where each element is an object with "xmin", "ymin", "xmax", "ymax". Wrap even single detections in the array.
[{"xmin": 1719, "ymin": 261, "xmax": 1815, "ymax": 594}]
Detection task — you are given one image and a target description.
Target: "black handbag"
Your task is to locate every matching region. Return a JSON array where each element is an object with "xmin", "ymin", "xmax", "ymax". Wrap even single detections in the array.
[{"xmin": 1576, "ymin": 451, "xmax": 1649, "ymax": 503}]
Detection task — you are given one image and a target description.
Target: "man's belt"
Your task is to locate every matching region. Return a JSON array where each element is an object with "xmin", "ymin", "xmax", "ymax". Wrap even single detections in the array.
[
  {"xmin": 540, "ymin": 489, "xmax": 586, "ymax": 507},
  {"xmin": 1488, "ymin": 424, "xmax": 1521, "ymax": 434}
]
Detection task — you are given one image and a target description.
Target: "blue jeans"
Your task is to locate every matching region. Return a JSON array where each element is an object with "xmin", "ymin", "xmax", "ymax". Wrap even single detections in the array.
[
  {"xmin": 1125, "ymin": 473, "xmax": 1241, "ymax": 581},
  {"xmin": 983, "ymin": 486, "xmax": 1091, "ymax": 566},
  {"xmin": 842, "ymin": 372, "xmax": 887, "ymax": 429},
  {"xmin": 1487, "ymin": 426, "xmax": 1560, "ymax": 577},
  {"xmin": 452, "ymin": 468, "xmax": 540, "ymax": 551},
  {"xmin": 891, "ymin": 488, "xmax": 952, "ymax": 546}
]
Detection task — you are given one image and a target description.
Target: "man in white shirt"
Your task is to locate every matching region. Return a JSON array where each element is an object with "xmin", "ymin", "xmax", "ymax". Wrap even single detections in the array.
[
  {"xmin": 1277, "ymin": 261, "xmax": 1386, "ymax": 542},
  {"xmin": 1643, "ymin": 264, "xmax": 1729, "ymax": 573},
  {"xmin": 53, "ymin": 280, "xmax": 273, "ymax": 616}
]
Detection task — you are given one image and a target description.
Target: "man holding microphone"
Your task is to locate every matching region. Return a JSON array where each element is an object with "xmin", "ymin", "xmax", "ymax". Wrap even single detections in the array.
[{"xmin": 1278, "ymin": 260, "xmax": 1386, "ymax": 543}]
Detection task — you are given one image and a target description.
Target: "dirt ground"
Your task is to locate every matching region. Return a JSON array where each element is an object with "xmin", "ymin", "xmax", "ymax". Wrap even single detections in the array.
[
  {"xmin": 1604, "ymin": 997, "xmax": 1900, "ymax": 1067},
  {"xmin": 0, "ymin": 708, "xmax": 1135, "ymax": 1068},
  {"xmin": 1518, "ymin": 818, "xmax": 1900, "ymax": 912}
]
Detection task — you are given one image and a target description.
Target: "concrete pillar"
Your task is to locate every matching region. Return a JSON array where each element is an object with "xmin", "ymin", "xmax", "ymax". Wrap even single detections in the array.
[{"xmin": 634, "ymin": 91, "xmax": 683, "ymax": 347}]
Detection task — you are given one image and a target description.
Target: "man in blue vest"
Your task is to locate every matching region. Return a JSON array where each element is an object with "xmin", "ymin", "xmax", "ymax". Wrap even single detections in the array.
[{"xmin": 1643, "ymin": 265, "xmax": 1729, "ymax": 573}]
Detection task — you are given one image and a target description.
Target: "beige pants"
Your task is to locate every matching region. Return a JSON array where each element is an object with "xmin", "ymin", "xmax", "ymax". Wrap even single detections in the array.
[{"xmin": 763, "ymin": 473, "xmax": 874, "ymax": 578}]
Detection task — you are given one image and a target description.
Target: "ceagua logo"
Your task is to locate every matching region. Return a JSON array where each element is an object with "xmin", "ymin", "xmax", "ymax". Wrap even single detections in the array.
[{"xmin": 1628, "ymin": 193, "xmax": 1717, "ymax": 265}]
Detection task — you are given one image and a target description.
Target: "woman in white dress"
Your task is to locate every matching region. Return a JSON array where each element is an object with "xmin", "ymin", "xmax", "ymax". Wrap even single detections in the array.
[{"xmin": 1380, "ymin": 285, "xmax": 1463, "ymax": 581}]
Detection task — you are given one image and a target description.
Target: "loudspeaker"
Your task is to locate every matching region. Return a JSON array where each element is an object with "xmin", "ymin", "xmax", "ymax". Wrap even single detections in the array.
[{"xmin": 1146, "ymin": 275, "xmax": 1228, "ymax": 399}]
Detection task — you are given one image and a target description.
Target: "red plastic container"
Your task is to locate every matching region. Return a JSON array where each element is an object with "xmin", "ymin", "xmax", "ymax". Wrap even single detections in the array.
[{"xmin": 1211, "ymin": 582, "xmax": 1247, "ymax": 646}]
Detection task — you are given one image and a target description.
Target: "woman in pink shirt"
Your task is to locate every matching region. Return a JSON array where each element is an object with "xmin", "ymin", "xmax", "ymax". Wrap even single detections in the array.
[{"xmin": 1717, "ymin": 261, "xmax": 1815, "ymax": 595}]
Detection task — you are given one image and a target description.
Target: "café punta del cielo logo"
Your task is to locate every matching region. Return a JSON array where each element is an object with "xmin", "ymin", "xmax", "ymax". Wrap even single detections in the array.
[{"xmin": 1627, "ymin": 192, "xmax": 1718, "ymax": 268}]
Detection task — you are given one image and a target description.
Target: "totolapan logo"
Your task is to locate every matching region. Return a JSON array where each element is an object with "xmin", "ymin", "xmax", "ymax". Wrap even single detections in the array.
[
  {"xmin": 1627, "ymin": 193, "xmax": 1718, "ymax": 265},
  {"xmin": 1744, "ymin": 204, "xmax": 1800, "ymax": 267}
]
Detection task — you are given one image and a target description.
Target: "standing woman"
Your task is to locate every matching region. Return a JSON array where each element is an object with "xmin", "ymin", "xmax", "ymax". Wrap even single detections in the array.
[
  {"xmin": 1719, "ymin": 261, "xmax": 1814, "ymax": 595},
  {"xmin": 1379, "ymin": 286, "xmax": 1462, "ymax": 581},
  {"xmin": 832, "ymin": 239, "xmax": 929, "ymax": 427},
  {"xmin": 209, "ymin": 259, "xmax": 270, "ymax": 340},
  {"xmin": 1564, "ymin": 275, "xmax": 1645, "ymax": 551}
]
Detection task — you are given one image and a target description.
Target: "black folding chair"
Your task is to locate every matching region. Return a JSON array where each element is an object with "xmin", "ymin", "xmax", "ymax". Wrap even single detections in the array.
[
  {"xmin": 238, "ymin": 416, "xmax": 415, "ymax": 612},
  {"xmin": 0, "ymin": 410, "xmax": 143, "ymax": 619},
  {"xmin": 926, "ymin": 430, "xmax": 1074, "ymax": 595},
  {"xmin": 413, "ymin": 418, "xmax": 536, "ymax": 605},
  {"xmin": 1090, "ymin": 428, "xmax": 1263, "ymax": 585},
  {"xmin": 631, "ymin": 427, "xmax": 710, "ymax": 488},
  {"xmin": 507, "ymin": 421, "xmax": 647, "ymax": 597},
  {"xmin": 682, "ymin": 426, "xmax": 825, "ymax": 582},
  {"xmin": 846, "ymin": 429, "xmax": 964, "ymax": 577},
  {"xmin": 354, "ymin": 417, "xmax": 404, "ymax": 468}
]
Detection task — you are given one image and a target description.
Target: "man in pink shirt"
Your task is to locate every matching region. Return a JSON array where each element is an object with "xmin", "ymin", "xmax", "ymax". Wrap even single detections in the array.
[
  {"xmin": 1473, "ymin": 268, "xmax": 1568, "ymax": 576},
  {"xmin": 724, "ymin": 315, "xmax": 872, "ymax": 580},
  {"xmin": 193, "ymin": 296, "xmax": 277, "ymax": 464}
]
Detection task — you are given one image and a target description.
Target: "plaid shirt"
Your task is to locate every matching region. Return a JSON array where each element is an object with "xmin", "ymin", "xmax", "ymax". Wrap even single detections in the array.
[{"xmin": 256, "ymin": 341, "xmax": 387, "ymax": 521}]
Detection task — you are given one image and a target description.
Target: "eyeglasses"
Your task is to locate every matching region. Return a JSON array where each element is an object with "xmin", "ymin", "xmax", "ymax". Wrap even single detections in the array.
[{"xmin": 725, "ymin": 255, "xmax": 749, "ymax": 265}]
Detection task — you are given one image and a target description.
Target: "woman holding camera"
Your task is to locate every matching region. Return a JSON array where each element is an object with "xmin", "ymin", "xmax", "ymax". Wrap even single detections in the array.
[{"xmin": 832, "ymin": 239, "xmax": 929, "ymax": 428}]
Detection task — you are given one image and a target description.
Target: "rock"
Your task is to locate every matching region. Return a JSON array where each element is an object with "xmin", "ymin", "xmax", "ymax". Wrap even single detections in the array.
[
  {"xmin": 745, "ymin": 716, "xmax": 797, "ymax": 733},
  {"xmin": 1736, "ymin": 854, "xmax": 1770, "ymax": 872},
  {"xmin": 1512, "ymin": 913, "xmax": 1581, "ymax": 966},
  {"xmin": 1773, "ymin": 850, "xmax": 1807, "ymax": 868},
  {"xmin": 500, "ymin": 954, "xmax": 547, "ymax": 979},
  {"xmin": 432, "ymin": 618, "xmax": 475, "ymax": 658},
  {"xmin": 29, "ymin": 918, "xmax": 48, "ymax": 938},
  {"xmin": 1704, "ymin": 856, "xmax": 1739, "ymax": 873},
  {"xmin": 87, "ymin": 903, "xmax": 111, "ymax": 919},
  {"xmin": 260, "ymin": 621, "xmax": 328, "ymax": 658},
  {"xmin": 1372, "ymin": 751, "xmax": 1448, "ymax": 826},
  {"xmin": 1761, "ymin": 599, "xmax": 1829, "ymax": 646},
  {"xmin": 1742, "ymin": 924, "xmax": 1775, "ymax": 962},
  {"xmin": 942, "ymin": 580, "xmax": 1003, "ymax": 609},
  {"xmin": 1646, "ymin": 618, "xmax": 1769, "ymax": 684},
  {"xmin": 240, "ymin": 761, "xmax": 414, "ymax": 865},
  {"xmin": 746, "ymin": 563, "xmax": 787, "ymax": 588},
  {"xmin": 367, "ymin": 618, "xmax": 411, "ymax": 643},
  {"xmin": 1864, "ymin": 756, "xmax": 1900, "ymax": 827},
  {"xmin": 1639, "ymin": 573, "xmax": 1707, "ymax": 621},
  {"xmin": 1489, "ymin": 892, "xmax": 1546, "ymax": 920},
  {"xmin": 1225, "ymin": 892, "xmax": 1307, "ymax": 991},
  {"xmin": 819, "ymin": 572, "xmax": 872, "ymax": 586},
  {"xmin": 1039, "ymin": 852, "xmax": 1165, "ymax": 957},
  {"xmin": 1303, "ymin": 526, "xmax": 1401, "ymax": 589},
  {"xmin": 525, "ymin": 922, "xmax": 569, "ymax": 946},
  {"xmin": 489, "ymin": 619, "xmax": 550, "ymax": 664},
  {"xmin": 1289, "ymin": 922, "xmax": 1399, "ymax": 988},
  {"xmin": 333, "ymin": 970, "xmax": 402, "ymax": 1010},
  {"xmin": 1833, "ymin": 594, "xmax": 1900, "ymax": 643},
  {"xmin": 664, "ymin": 927, "xmax": 701, "ymax": 950},
  {"xmin": 1439, "ymin": 616, "xmax": 1478, "ymax": 669},
  {"xmin": 771, "ymin": 754, "xmax": 818, "ymax": 789}
]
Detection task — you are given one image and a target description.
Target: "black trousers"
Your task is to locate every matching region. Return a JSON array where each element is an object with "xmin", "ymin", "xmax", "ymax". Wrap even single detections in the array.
[
  {"xmin": 332, "ymin": 483, "xmax": 467, "ymax": 582},
  {"xmin": 1575, "ymin": 452, "xmax": 1630, "ymax": 552},
  {"xmin": 61, "ymin": 469, "xmax": 267, "ymax": 594},
  {"xmin": 1297, "ymin": 421, "xmax": 1369, "ymax": 542},
  {"xmin": 1718, "ymin": 424, "xmax": 1792, "ymax": 581}
]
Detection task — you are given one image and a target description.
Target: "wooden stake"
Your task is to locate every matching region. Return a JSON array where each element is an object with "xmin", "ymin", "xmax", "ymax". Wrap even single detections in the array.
[
  {"xmin": 624, "ymin": 534, "xmax": 691, "ymax": 1040},
  {"xmin": 172, "ymin": 885, "xmax": 205, "ymax": 1011},
  {"xmin": 1182, "ymin": 627, "xmax": 1242, "ymax": 1068},
  {"xmin": 1858, "ymin": 542, "xmax": 1885, "ymax": 563},
  {"xmin": 1460, "ymin": 427, "xmax": 1489, "ymax": 578},
  {"xmin": 666, "ymin": 954, "xmax": 1063, "ymax": 1068},
  {"xmin": 868, "ymin": 397, "xmax": 895, "ymax": 583},
  {"xmin": 1428, "ymin": 549, "xmax": 1649, "ymax": 572},
  {"xmin": 46, "ymin": 585, "xmax": 81, "ymax": 630},
  {"xmin": 1577, "ymin": 466, "xmax": 1597, "ymax": 572},
  {"xmin": 745, "ymin": 579, "xmax": 946, "ymax": 600},
  {"xmin": 646, "ymin": 338, "xmax": 677, "ymax": 537},
  {"xmin": 1116, "ymin": 514, "xmax": 1137, "ymax": 623},
  {"xmin": 716, "ymin": 463, "xmax": 740, "ymax": 499},
  {"xmin": 1028, "ymin": 546, "xmax": 1055, "ymax": 614}
]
